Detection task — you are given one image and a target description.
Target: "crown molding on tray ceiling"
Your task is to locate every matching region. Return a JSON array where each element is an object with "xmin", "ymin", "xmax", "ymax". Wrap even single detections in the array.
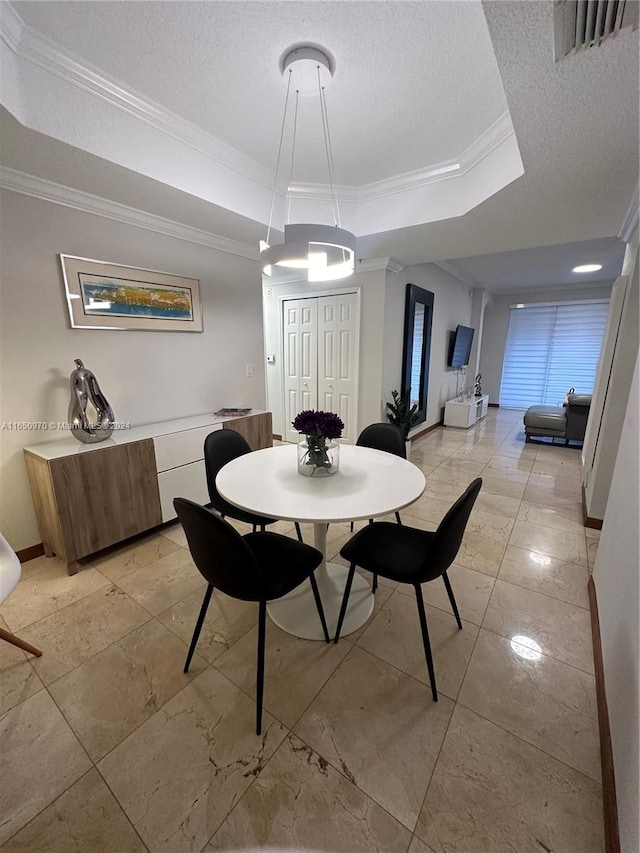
[
  {"xmin": 0, "ymin": 2, "xmax": 523, "ymax": 235},
  {"xmin": 288, "ymin": 112, "xmax": 516, "ymax": 206},
  {"xmin": 0, "ymin": 167, "xmax": 259, "ymax": 260},
  {"xmin": 0, "ymin": 2, "xmax": 272, "ymax": 189},
  {"xmin": 356, "ymin": 258, "xmax": 405, "ymax": 274},
  {"xmin": 0, "ymin": 166, "xmax": 406, "ymax": 274},
  {"xmin": 432, "ymin": 260, "xmax": 477, "ymax": 287}
]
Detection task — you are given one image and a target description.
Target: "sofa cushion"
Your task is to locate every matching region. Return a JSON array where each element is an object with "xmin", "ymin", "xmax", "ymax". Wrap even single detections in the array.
[
  {"xmin": 524, "ymin": 406, "xmax": 567, "ymax": 429},
  {"xmin": 567, "ymin": 394, "xmax": 592, "ymax": 407}
]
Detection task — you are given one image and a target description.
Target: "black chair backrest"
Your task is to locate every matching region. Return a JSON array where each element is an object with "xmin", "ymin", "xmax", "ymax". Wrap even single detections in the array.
[
  {"xmin": 204, "ymin": 429, "xmax": 252, "ymax": 512},
  {"xmin": 356, "ymin": 423, "xmax": 406, "ymax": 458},
  {"xmin": 173, "ymin": 497, "xmax": 268, "ymax": 601},
  {"xmin": 420, "ymin": 478, "xmax": 482, "ymax": 583}
]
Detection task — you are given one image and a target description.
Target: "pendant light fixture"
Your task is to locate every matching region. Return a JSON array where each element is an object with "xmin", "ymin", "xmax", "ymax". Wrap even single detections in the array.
[{"xmin": 260, "ymin": 46, "xmax": 356, "ymax": 283}]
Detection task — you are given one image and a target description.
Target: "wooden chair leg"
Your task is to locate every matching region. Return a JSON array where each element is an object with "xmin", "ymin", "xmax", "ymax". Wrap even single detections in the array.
[
  {"xmin": 0, "ymin": 627, "xmax": 42, "ymax": 657},
  {"xmin": 184, "ymin": 583, "xmax": 214, "ymax": 673},
  {"xmin": 256, "ymin": 601, "xmax": 267, "ymax": 735}
]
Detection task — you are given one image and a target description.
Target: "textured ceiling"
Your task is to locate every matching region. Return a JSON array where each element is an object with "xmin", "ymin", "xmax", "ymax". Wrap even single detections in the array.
[
  {"xmin": 2, "ymin": 0, "xmax": 639, "ymax": 291},
  {"xmin": 445, "ymin": 237, "xmax": 626, "ymax": 292},
  {"xmin": 11, "ymin": 0, "xmax": 509, "ymax": 186}
]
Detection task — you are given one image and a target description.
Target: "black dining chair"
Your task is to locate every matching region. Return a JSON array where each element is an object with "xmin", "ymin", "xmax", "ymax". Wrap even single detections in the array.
[
  {"xmin": 334, "ymin": 477, "xmax": 482, "ymax": 702},
  {"xmin": 174, "ymin": 497, "xmax": 329, "ymax": 735},
  {"xmin": 350, "ymin": 422, "xmax": 408, "ymax": 590},
  {"xmin": 204, "ymin": 429, "xmax": 303, "ymax": 542},
  {"xmin": 356, "ymin": 422, "xmax": 407, "ymax": 526}
]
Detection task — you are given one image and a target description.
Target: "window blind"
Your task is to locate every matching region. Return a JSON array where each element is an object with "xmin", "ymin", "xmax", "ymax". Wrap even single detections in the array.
[{"xmin": 499, "ymin": 301, "xmax": 609, "ymax": 408}]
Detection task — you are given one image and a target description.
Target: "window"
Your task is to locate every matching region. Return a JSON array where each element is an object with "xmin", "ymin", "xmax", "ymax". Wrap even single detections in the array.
[{"xmin": 499, "ymin": 300, "xmax": 609, "ymax": 408}]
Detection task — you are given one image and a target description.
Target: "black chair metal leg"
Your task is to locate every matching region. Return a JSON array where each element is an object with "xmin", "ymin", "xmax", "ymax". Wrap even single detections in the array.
[
  {"xmin": 414, "ymin": 584, "xmax": 438, "ymax": 701},
  {"xmin": 256, "ymin": 601, "xmax": 267, "ymax": 735},
  {"xmin": 309, "ymin": 573, "xmax": 330, "ymax": 643},
  {"xmin": 334, "ymin": 562, "xmax": 357, "ymax": 643},
  {"xmin": 372, "ymin": 573, "xmax": 378, "ymax": 593},
  {"xmin": 442, "ymin": 571, "xmax": 463, "ymax": 630},
  {"xmin": 294, "ymin": 522, "xmax": 303, "ymax": 542},
  {"xmin": 184, "ymin": 583, "xmax": 214, "ymax": 673},
  {"xmin": 395, "ymin": 511, "xmax": 402, "ymax": 525}
]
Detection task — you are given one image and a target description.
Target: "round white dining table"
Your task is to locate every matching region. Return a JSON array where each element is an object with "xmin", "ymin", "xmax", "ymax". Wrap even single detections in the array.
[{"xmin": 216, "ymin": 443, "xmax": 426, "ymax": 640}]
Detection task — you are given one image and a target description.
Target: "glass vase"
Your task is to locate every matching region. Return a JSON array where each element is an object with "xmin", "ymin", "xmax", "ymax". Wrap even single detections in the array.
[{"xmin": 297, "ymin": 436, "xmax": 340, "ymax": 477}]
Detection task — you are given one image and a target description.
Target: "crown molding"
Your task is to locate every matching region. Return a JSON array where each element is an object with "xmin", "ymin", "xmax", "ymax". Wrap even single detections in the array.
[
  {"xmin": 457, "ymin": 111, "xmax": 517, "ymax": 176},
  {"xmin": 618, "ymin": 182, "xmax": 639, "ymax": 243},
  {"xmin": 0, "ymin": 0, "xmax": 23, "ymax": 51},
  {"xmin": 0, "ymin": 2, "xmax": 273, "ymax": 190},
  {"xmin": 356, "ymin": 257, "xmax": 404, "ymax": 274},
  {"xmin": 0, "ymin": 167, "xmax": 258, "ymax": 260},
  {"xmin": 288, "ymin": 111, "xmax": 515, "ymax": 204},
  {"xmin": 432, "ymin": 260, "xmax": 476, "ymax": 287},
  {"xmin": 2, "ymin": 2, "xmax": 519, "ymax": 216}
]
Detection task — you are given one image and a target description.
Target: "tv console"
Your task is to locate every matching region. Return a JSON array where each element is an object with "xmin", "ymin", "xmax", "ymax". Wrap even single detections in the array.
[
  {"xmin": 444, "ymin": 395, "xmax": 489, "ymax": 429},
  {"xmin": 23, "ymin": 410, "xmax": 272, "ymax": 574}
]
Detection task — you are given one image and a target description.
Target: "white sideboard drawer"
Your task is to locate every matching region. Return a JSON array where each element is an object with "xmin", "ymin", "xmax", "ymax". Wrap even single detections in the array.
[
  {"xmin": 153, "ymin": 423, "xmax": 221, "ymax": 473},
  {"xmin": 157, "ymin": 461, "xmax": 210, "ymax": 522}
]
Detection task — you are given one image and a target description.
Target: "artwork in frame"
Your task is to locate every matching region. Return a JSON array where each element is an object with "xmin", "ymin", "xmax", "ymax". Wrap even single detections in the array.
[{"xmin": 60, "ymin": 255, "xmax": 203, "ymax": 332}]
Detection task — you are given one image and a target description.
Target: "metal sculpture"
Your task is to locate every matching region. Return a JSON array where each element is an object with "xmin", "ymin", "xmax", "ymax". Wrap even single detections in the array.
[{"xmin": 68, "ymin": 359, "xmax": 115, "ymax": 443}]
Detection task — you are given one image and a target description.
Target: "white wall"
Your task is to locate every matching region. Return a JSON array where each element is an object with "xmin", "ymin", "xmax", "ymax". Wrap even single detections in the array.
[
  {"xmin": 480, "ymin": 283, "xmax": 614, "ymax": 403},
  {"xmin": 0, "ymin": 190, "xmax": 265, "ymax": 551},
  {"xmin": 592, "ymin": 350, "xmax": 639, "ymax": 853},
  {"xmin": 583, "ymin": 231, "xmax": 639, "ymax": 520},
  {"xmin": 261, "ymin": 261, "xmax": 472, "ymax": 441},
  {"xmin": 383, "ymin": 264, "xmax": 473, "ymax": 430}
]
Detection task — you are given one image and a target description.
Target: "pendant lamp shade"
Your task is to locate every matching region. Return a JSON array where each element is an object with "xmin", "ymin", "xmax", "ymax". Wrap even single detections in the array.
[{"xmin": 261, "ymin": 224, "xmax": 355, "ymax": 282}]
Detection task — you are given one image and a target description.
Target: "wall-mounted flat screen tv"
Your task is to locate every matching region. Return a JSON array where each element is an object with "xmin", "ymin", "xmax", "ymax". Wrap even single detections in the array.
[{"xmin": 448, "ymin": 324, "xmax": 475, "ymax": 368}]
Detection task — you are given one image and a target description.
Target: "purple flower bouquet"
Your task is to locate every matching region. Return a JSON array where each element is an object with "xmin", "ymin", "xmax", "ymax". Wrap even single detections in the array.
[{"xmin": 292, "ymin": 409, "xmax": 344, "ymax": 477}]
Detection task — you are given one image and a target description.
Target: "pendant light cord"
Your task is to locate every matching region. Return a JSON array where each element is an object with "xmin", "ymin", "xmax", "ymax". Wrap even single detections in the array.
[
  {"xmin": 318, "ymin": 66, "xmax": 341, "ymax": 229},
  {"xmin": 265, "ymin": 69, "xmax": 293, "ymax": 249},
  {"xmin": 286, "ymin": 90, "xmax": 300, "ymax": 225}
]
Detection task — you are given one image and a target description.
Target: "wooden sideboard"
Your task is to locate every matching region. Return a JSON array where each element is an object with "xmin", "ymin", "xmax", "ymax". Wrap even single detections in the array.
[{"xmin": 24, "ymin": 410, "xmax": 272, "ymax": 574}]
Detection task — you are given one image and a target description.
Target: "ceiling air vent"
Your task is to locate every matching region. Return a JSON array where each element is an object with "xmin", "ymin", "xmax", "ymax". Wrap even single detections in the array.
[{"xmin": 553, "ymin": 0, "xmax": 639, "ymax": 60}]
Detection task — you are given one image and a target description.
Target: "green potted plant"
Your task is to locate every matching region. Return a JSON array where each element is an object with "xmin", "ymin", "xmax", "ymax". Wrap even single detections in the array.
[{"xmin": 386, "ymin": 389, "xmax": 419, "ymax": 444}]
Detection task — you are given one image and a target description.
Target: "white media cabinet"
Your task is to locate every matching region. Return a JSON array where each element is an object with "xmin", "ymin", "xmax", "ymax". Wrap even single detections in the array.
[
  {"xmin": 444, "ymin": 395, "xmax": 489, "ymax": 429},
  {"xmin": 24, "ymin": 410, "xmax": 272, "ymax": 574}
]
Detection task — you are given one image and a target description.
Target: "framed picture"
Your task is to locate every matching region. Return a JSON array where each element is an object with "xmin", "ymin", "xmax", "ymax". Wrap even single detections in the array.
[{"xmin": 60, "ymin": 255, "xmax": 203, "ymax": 332}]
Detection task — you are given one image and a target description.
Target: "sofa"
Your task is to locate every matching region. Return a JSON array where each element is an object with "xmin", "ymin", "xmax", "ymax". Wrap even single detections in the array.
[{"xmin": 524, "ymin": 394, "xmax": 592, "ymax": 445}]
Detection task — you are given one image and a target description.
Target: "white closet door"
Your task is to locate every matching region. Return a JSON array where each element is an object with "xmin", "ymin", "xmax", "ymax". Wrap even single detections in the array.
[
  {"xmin": 283, "ymin": 299, "xmax": 318, "ymax": 443},
  {"xmin": 317, "ymin": 292, "xmax": 359, "ymax": 443}
]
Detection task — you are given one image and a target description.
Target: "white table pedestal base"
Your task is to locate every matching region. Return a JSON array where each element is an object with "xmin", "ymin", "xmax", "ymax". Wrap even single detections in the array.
[{"xmin": 267, "ymin": 562, "xmax": 373, "ymax": 641}]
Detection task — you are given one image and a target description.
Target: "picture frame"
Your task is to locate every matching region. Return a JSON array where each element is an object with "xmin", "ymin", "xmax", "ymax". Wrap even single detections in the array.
[{"xmin": 60, "ymin": 254, "xmax": 203, "ymax": 332}]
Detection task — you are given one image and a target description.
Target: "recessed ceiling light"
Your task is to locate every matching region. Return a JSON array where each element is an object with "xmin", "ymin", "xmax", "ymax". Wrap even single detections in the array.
[{"xmin": 572, "ymin": 264, "xmax": 602, "ymax": 273}]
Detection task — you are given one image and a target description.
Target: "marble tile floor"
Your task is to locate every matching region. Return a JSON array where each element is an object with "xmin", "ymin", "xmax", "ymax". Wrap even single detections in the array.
[{"xmin": 0, "ymin": 409, "xmax": 605, "ymax": 852}]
